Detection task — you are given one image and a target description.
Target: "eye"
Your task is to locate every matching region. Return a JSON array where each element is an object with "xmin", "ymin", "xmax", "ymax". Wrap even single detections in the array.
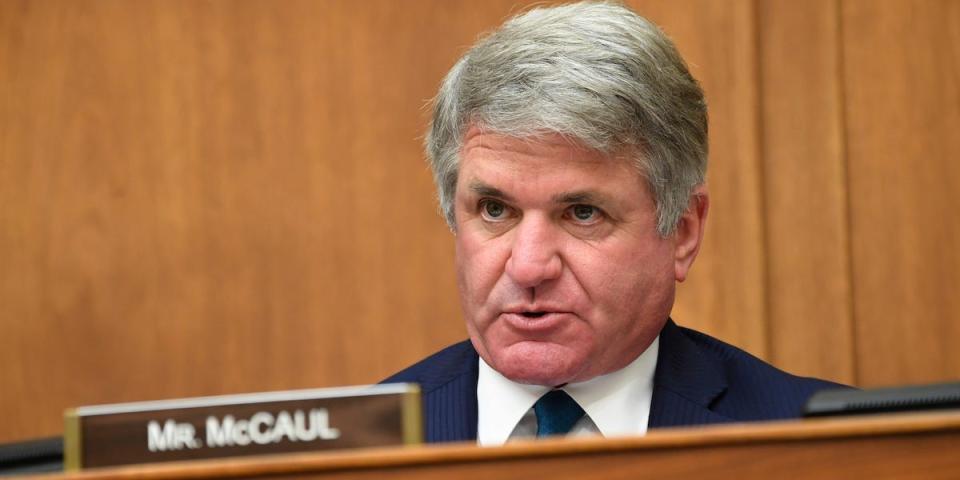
[
  {"xmin": 568, "ymin": 204, "xmax": 603, "ymax": 224},
  {"xmin": 480, "ymin": 199, "xmax": 510, "ymax": 221}
]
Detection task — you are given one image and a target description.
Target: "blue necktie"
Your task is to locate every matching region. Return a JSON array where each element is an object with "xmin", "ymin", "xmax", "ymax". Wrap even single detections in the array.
[{"xmin": 534, "ymin": 389, "xmax": 585, "ymax": 437}]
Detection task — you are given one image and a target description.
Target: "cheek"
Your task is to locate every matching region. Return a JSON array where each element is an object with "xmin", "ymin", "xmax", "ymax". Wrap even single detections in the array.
[
  {"xmin": 576, "ymin": 240, "xmax": 676, "ymax": 317},
  {"xmin": 455, "ymin": 233, "xmax": 507, "ymax": 309}
]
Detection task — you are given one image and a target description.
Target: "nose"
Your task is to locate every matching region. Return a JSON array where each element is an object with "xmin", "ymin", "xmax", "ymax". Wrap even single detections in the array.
[{"xmin": 504, "ymin": 215, "xmax": 563, "ymax": 289}]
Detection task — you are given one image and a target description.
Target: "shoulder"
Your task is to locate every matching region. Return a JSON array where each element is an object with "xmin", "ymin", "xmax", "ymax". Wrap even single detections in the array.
[
  {"xmin": 381, "ymin": 340, "xmax": 479, "ymax": 393},
  {"xmin": 665, "ymin": 322, "xmax": 848, "ymax": 421},
  {"xmin": 381, "ymin": 340, "xmax": 480, "ymax": 442},
  {"xmin": 680, "ymin": 325, "xmax": 843, "ymax": 389}
]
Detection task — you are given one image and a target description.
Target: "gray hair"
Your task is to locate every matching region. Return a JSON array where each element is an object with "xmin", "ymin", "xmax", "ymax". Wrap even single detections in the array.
[{"xmin": 426, "ymin": 1, "xmax": 707, "ymax": 236}]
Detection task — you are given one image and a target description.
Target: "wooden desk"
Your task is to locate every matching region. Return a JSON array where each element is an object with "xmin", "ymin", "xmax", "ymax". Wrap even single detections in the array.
[{"xmin": 39, "ymin": 411, "xmax": 960, "ymax": 480}]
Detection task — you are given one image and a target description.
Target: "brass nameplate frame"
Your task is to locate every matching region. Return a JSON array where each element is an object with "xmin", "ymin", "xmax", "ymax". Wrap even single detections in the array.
[{"xmin": 64, "ymin": 383, "xmax": 421, "ymax": 471}]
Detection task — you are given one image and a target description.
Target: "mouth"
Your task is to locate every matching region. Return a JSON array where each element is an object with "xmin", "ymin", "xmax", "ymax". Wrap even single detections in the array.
[{"xmin": 500, "ymin": 308, "xmax": 571, "ymax": 334}]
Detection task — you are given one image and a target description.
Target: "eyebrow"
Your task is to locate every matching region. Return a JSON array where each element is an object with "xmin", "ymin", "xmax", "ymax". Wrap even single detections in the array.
[
  {"xmin": 468, "ymin": 182, "xmax": 515, "ymax": 202},
  {"xmin": 468, "ymin": 182, "xmax": 607, "ymax": 206},
  {"xmin": 552, "ymin": 191, "xmax": 606, "ymax": 205}
]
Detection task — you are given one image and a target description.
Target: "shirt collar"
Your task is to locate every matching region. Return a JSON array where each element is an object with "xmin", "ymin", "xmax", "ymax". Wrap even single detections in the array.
[
  {"xmin": 476, "ymin": 336, "xmax": 659, "ymax": 445},
  {"xmin": 566, "ymin": 336, "xmax": 658, "ymax": 437},
  {"xmin": 477, "ymin": 358, "xmax": 549, "ymax": 445}
]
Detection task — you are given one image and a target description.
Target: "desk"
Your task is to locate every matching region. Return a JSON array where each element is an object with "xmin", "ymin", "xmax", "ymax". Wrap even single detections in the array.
[{"xmin": 40, "ymin": 411, "xmax": 960, "ymax": 480}]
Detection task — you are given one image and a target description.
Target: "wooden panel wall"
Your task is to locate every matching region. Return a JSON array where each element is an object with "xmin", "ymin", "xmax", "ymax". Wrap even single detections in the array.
[
  {"xmin": 0, "ymin": 0, "xmax": 474, "ymax": 442},
  {"xmin": 638, "ymin": 0, "xmax": 771, "ymax": 360},
  {"xmin": 758, "ymin": 0, "xmax": 854, "ymax": 383},
  {"xmin": 1, "ymin": 0, "xmax": 958, "ymax": 443},
  {"xmin": 842, "ymin": 0, "xmax": 960, "ymax": 386}
]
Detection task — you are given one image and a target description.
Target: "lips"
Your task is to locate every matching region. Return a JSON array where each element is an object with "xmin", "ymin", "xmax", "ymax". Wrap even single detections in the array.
[
  {"xmin": 500, "ymin": 308, "xmax": 573, "ymax": 334},
  {"xmin": 502, "ymin": 304, "xmax": 569, "ymax": 315}
]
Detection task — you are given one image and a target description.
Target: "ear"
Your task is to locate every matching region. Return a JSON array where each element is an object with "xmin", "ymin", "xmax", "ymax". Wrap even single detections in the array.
[{"xmin": 673, "ymin": 185, "xmax": 709, "ymax": 282}]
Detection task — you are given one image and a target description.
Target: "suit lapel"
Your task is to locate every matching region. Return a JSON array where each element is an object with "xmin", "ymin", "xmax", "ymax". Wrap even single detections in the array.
[
  {"xmin": 418, "ymin": 320, "xmax": 730, "ymax": 440},
  {"xmin": 419, "ymin": 342, "xmax": 480, "ymax": 442},
  {"xmin": 648, "ymin": 319, "xmax": 731, "ymax": 428}
]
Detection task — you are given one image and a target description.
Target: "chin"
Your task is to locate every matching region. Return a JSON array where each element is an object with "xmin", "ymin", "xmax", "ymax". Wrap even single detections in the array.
[{"xmin": 487, "ymin": 341, "xmax": 586, "ymax": 386}]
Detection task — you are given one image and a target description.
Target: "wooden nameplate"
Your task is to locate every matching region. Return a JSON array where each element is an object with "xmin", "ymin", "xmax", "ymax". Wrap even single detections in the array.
[{"xmin": 64, "ymin": 383, "xmax": 421, "ymax": 470}]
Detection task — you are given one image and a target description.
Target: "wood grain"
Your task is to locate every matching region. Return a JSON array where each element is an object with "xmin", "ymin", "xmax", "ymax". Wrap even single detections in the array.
[
  {"xmin": 38, "ymin": 412, "xmax": 960, "ymax": 480},
  {"xmin": 0, "ymin": 0, "xmax": 473, "ymax": 442},
  {"xmin": 758, "ymin": 0, "xmax": 854, "ymax": 383},
  {"xmin": 841, "ymin": 0, "xmax": 960, "ymax": 386}
]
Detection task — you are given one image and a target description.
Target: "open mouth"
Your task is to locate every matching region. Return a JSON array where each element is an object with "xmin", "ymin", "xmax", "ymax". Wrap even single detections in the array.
[{"xmin": 503, "ymin": 310, "xmax": 567, "ymax": 332}]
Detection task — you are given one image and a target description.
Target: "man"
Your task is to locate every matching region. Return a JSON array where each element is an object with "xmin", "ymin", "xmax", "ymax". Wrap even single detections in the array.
[{"xmin": 384, "ymin": 1, "xmax": 840, "ymax": 445}]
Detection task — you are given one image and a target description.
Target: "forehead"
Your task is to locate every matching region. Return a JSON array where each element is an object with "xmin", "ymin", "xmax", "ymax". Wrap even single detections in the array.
[
  {"xmin": 463, "ymin": 126, "xmax": 606, "ymax": 159},
  {"xmin": 458, "ymin": 127, "xmax": 638, "ymax": 180}
]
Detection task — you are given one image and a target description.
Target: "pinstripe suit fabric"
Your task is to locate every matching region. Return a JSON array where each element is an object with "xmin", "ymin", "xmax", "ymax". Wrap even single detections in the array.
[{"xmin": 383, "ymin": 319, "xmax": 843, "ymax": 443}]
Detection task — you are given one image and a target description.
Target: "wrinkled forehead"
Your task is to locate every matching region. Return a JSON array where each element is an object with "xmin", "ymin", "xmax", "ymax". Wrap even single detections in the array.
[
  {"xmin": 455, "ymin": 126, "xmax": 651, "ymax": 207},
  {"xmin": 459, "ymin": 125, "xmax": 639, "ymax": 171}
]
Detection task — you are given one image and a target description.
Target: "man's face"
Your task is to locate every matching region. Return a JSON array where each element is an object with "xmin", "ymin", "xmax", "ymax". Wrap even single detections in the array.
[{"xmin": 454, "ymin": 127, "xmax": 702, "ymax": 386}]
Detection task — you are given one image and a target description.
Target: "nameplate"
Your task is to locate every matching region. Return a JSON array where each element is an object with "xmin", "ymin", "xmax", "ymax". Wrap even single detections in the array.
[{"xmin": 64, "ymin": 383, "xmax": 421, "ymax": 470}]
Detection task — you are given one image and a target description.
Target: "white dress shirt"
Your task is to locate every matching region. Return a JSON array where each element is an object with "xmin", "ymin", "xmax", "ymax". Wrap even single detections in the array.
[{"xmin": 476, "ymin": 336, "xmax": 659, "ymax": 446}]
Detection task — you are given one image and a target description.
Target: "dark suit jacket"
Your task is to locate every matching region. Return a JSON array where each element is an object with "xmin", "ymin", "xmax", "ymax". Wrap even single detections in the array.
[{"xmin": 382, "ymin": 319, "xmax": 844, "ymax": 443}]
